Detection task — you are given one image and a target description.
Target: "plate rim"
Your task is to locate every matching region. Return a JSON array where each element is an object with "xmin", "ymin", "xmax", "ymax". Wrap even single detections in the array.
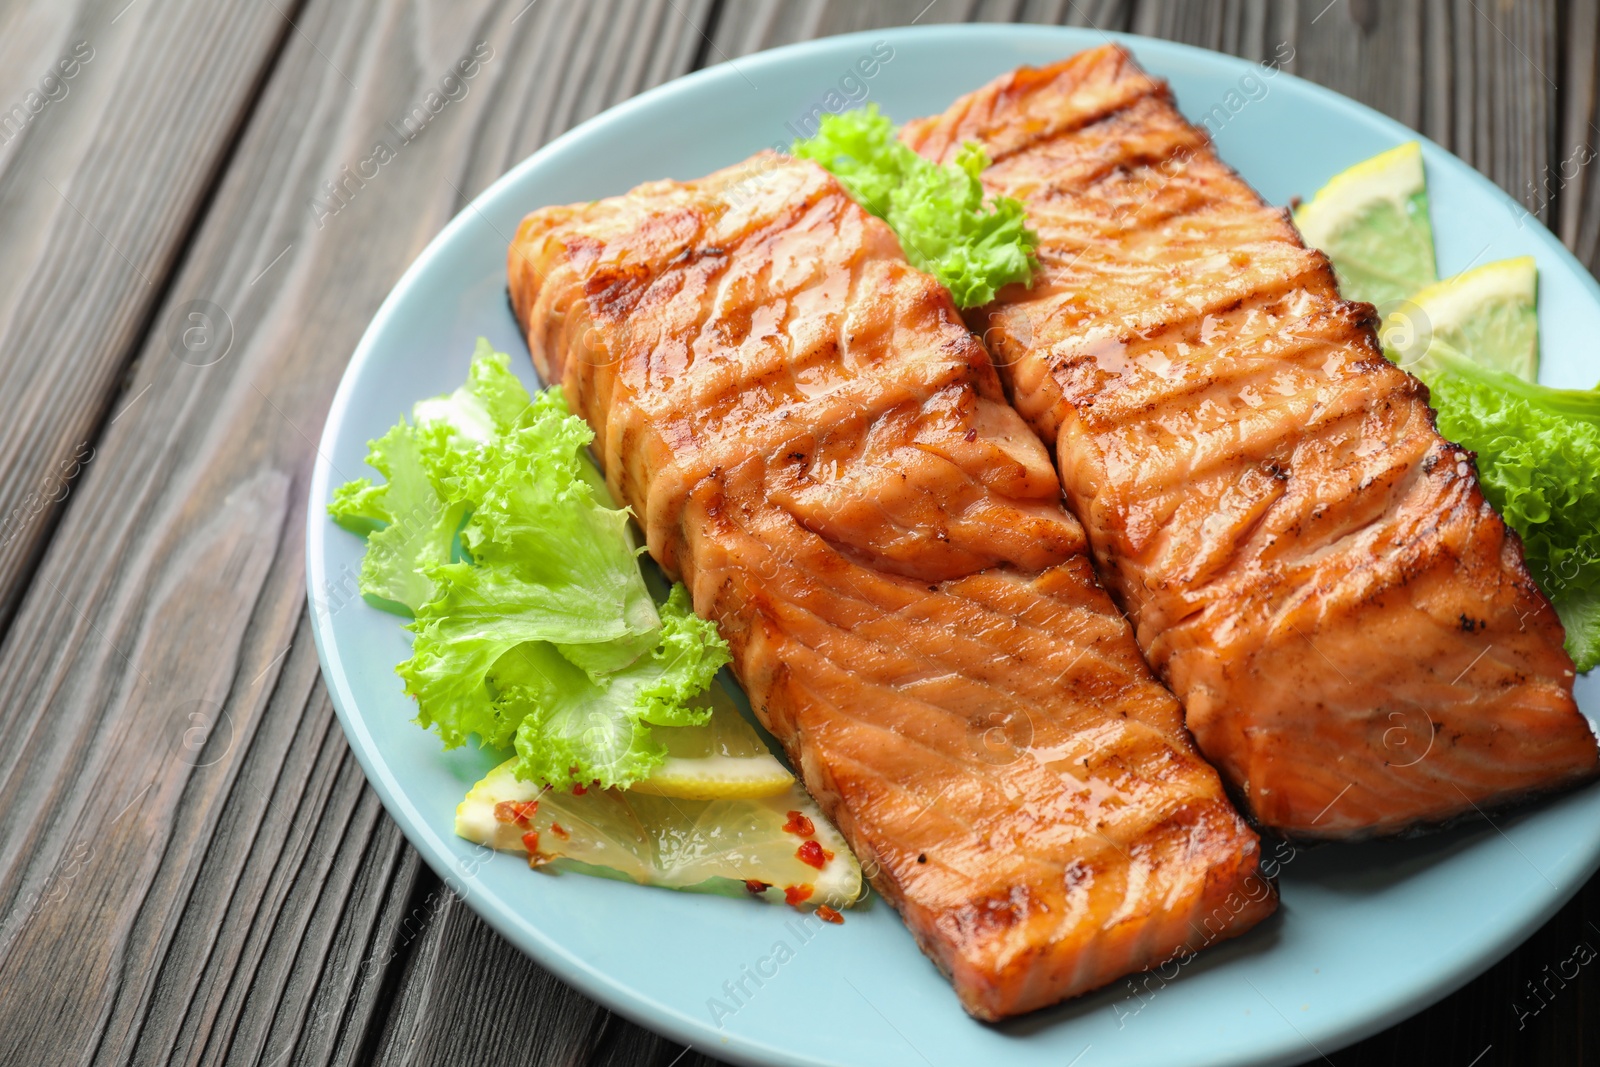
[{"xmin": 306, "ymin": 22, "xmax": 1600, "ymax": 1067}]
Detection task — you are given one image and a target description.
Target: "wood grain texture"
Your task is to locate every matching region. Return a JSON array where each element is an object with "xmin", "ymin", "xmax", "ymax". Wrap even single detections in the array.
[
  {"xmin": 0, "ymin": 0, "xmax": 295, "ymax": 635},
  {"xmin": 0, "ymin": 1, "xmax": 1594, "ymax": 1066},
  {"xmin": 1558, "ymin": 0, "xmax": 1600, "ymax": 270}
]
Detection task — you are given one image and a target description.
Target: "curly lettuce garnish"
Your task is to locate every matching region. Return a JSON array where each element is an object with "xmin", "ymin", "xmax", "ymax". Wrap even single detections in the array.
[
  {"xmin": 792, "ymin": 105, "xmax": 1037, "ymax": 307},
  {"xmin": 1419, "ymin": 344, "xmax": 1600, "ymax": 670},
  {"xmin": 330, "ymin": 339, "xmax": 730, "ymax": 787}
]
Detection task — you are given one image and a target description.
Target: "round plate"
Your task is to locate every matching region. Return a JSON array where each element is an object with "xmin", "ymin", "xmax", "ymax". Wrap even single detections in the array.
[{"xmin": 307, "ymin": 24, "xmax": 1600, "ymax": 1067}]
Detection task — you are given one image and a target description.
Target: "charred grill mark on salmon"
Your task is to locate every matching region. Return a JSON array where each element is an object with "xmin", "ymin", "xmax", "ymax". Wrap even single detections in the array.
[
  {"xmin": 901, "ymin": 44, "xmax": 1600, "ymax": 840},
  {"xmin": 507, "ymin": 154, "xmax": 1275, "ymax": 1018}
]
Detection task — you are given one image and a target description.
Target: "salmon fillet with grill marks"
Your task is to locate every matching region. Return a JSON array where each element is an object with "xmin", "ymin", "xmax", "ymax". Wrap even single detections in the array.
[
  {"xmin": 507, "ymin": 152, "xmax": 1275, "ymax": 1018},
  {"xmin": 902, "ymin": 44, "xmax": 1599, "ymax": 839}
]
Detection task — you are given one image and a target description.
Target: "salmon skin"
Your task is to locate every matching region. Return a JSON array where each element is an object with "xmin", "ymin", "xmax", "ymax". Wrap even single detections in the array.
[
  {"xmin": 902, "ymin": 45, "xmax": 1599, "ymax": 840},
  {"xmin": 508, "ymin": 153, "xmax": 1275, "ymax": 1018}
]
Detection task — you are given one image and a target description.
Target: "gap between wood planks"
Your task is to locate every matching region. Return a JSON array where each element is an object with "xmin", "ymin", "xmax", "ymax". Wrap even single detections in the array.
[{"xmin": 0, "ymin": 0, "xmax": 310, "ymax": 649}]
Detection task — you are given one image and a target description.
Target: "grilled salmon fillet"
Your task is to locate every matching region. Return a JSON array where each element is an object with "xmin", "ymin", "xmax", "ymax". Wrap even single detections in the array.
[
  {"xmin": 508, "ymin": 153, "xmax": 1275, "ymax": 1018},
  {"xmin": 902, "ymin": 45, "xmax": 1599, "ymax": 839}
]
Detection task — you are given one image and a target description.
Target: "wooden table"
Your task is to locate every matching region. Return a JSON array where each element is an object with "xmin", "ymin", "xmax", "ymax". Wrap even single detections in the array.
[{"xmin": 1, "ymin": 1, "xmax": 1596, "ymax": 1064}]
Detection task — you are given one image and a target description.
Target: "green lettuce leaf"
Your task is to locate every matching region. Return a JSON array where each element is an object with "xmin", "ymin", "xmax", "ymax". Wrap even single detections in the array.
[
  {"xmin": 493, "ymin": 586, "xmax": 728, "ymax": 787},
  {"xmin": 327, "ymin": 420, "xmax": 463, "ymax": 615},
  {"xmin": 793, "ymin": 105, "xmax": 1037, "ymax": 307},
  {"xmin": 1420, "ymin": 345, "xmax": 1600, "ymax": 670},
  {"xmin": 1554, "ymin": 587, "xmax": 1600, "ymax": 675},
  {"xmin": 443, "ymin": 384, "xmax": 660, "ymax": 681},
  {"xmin": 327, "ymin": 340, "xmax": 543, "ymax": 615},
  {"xmin": 412, "ymin": 337, "xmax": 538, "ymax": 441},
  {"xmin": 331, "ymin": 340, "xmax": 730, "ymax": 787}
]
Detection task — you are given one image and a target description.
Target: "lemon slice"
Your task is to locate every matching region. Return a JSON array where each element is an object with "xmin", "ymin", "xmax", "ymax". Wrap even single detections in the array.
[
  {"xmin": 629, "ymin": 753, "xmax": 794, "ymax": 799},
  {"xmin": 631, "ymin": 682, "xmax": 794, "ymax": 799},
  {"xmin": 456, "ymin": 759, "xmax": 860, "ymax": 909},
  {"xmin": 1294, "ymin": 141, "xmax": 1437, "ymax": 307},
  {"xmin": 1382, "ymin": 256, "xmax": 1539, "ymax": 380}
]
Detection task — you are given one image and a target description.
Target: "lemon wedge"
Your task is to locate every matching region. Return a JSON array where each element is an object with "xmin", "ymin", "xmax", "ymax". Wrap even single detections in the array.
[
  {"xmin": 1382, "ymin": 256, "xmax": 1539, "ymax": 380},
  {"xmin": 1294, "ymin": 141, "xmax": 1437, "ymax": 307},
  {"xmin": 631, "ymin": 682, "xmax": 794, "ymax": 799},
  {"xmin": 456, "ymin": 759, "xmax": 861, "ymax": 909},
  {"xmin": 629, "ymin": 753, "xmax": 794, "ymax": 800}
]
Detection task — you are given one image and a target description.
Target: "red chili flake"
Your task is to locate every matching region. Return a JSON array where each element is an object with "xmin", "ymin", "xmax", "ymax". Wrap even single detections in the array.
[
  {"xmin": 744, "ymin": 879, "xmax": 772, "ymax": 896},
  {"xmin": 494, "ymin": 800, "xmax": 539, "ymax": 827},
  {"xmin": 963, "ymin": 428, "xmax": 978, "ymax": 442},
  {"xmin": 521, "ymin": 830, "xmax": 540, "ymax": 855},
  {"xmin": 571, "ymin": 783, "xmax": 588, "ymax": 795},
  {"xmin": 816, "ymin": 905, "xmax": 844, "ymax": 925},
  {"xmin": 782, "ymin": 810, "xmax": 815, "ymax": 837},
  {"xmin": 784, "ymin": 884, "xmax": 814, "ymax": 906},
  {"xmin": 795, "ymin": 840, "xmax": 833, "ymax": 869},
  {"xmin": 549, "ymin": 823, "xmax": 570, "ymax": 840}
]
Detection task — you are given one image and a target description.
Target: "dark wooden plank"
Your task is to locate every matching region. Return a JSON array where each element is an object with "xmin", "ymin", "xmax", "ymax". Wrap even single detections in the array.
[
  {"xmin": 0, "ymin": 0, "xmax": 296, "ymax": 634},
  {"xmin": 1130, "ymin": 0, "xmax": 1304, "ymax": 64},
  {"xmin": 368, "ymin": 886, "xmax": 737, "ymax": 1066},
  {"xmin": 0, "ymin": 1, "xmax": 715, "ymax": 1065},
  {"xmin": 709, "ymin": 0, "xmax": 1135, "ymax": 53},
  {"xmin": 1134, "ymin": 0, "xmax": 1559, "ymax": 236},
  {"xmin": 367, "ymin": 891, "xmax": 619, "ymax": 1067},
  {"xmin": 128, "ymin": 630, "xmax": 427, "ymax": 1067},
  {"xmin": 1557, "ymin": 0, "xmax": 1600, "ymax": 272},
  {"xmin": 1439, "ymin": 0, "xmax": 1560, "ymax": 230}
]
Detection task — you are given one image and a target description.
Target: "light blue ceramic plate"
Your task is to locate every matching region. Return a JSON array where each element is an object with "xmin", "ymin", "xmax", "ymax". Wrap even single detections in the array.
[{"xmin": 308, "ymin": 24, "xmax": 1600, "ymax": 1067}]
